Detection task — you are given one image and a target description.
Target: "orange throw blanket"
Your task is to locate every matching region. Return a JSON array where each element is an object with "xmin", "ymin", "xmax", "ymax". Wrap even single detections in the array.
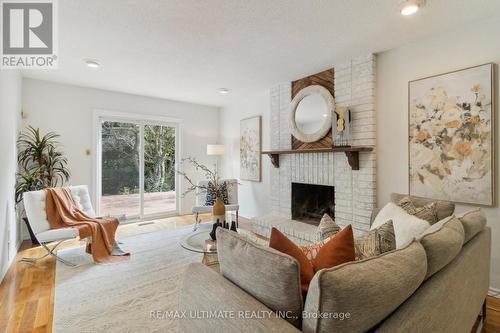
[{"xmin": 45, "ymin": 187, "xmax": 130, "ymax": 263}]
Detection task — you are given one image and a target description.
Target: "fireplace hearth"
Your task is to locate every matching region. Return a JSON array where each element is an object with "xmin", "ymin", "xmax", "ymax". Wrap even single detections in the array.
[{"xmin": 291, "ymin": 183, "xmax": 335, "ymax": 226}]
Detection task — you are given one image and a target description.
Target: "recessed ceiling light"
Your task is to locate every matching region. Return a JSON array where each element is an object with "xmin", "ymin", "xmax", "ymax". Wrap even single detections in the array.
[
  {"xmin": 400, "ymin": 0, "xmax": 425, "ymax": 16},
  {"xmin": 85, "ymin": 59, "xmax": 100, "ymax": 68},
  {"xmin": 322, "ymin": 113, "xmax": 328, "ymax": 118},
  {"xmin": 219, "ymin": 88, "xmax": 229, "ymax": 94}
]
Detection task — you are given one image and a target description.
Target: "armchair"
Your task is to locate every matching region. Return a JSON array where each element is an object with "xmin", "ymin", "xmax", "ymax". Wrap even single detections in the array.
[{"xmin": 21, "ymin": 185, "xmax": 96, "ymax": 266}]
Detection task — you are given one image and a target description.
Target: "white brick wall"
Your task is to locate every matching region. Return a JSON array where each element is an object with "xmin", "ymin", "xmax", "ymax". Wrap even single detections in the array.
[{"xmin": 269, "ymin": 54, "xmax": 376, "ymax": 233}]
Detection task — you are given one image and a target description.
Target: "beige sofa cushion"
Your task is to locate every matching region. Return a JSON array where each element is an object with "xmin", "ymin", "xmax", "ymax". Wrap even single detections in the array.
[
  {"xmin": 390, "ymin": 193, "xmax": 455, "ymax": 221},
  {"xmin": 457, "ymin": 208, "xmax": 487, "ymax": 243},
  {"xmin": 302, "ymin": 241, "xmax": 427, "ymax": 333},
  {"xmin": 216, "ymin": 228, "xmax": 303, "ymax": 328},
  {"xmin": 417, "ymin": 216, "xmax": 465, "ymax": 280}
]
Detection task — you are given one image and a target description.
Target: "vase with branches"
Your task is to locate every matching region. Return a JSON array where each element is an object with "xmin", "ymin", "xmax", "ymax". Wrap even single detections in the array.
[
  {"xmin": 15, "ymin": 126, "xmax": 71, "ymax": 243},
  {"xmin": 177, "ymin": 157, "xmax": 234, "ymax": 218}
]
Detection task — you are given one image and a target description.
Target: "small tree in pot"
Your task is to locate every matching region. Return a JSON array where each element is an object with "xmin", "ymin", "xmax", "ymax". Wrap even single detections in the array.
[{"xmin": 15, "ymin": 126, "xmax": 70, "ymax": 243}]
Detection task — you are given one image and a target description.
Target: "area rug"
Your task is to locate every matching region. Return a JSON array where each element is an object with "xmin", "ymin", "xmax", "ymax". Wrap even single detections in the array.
[{"xmin": 53, "ymin": 226, "xmax": 201, "ymax": 333}]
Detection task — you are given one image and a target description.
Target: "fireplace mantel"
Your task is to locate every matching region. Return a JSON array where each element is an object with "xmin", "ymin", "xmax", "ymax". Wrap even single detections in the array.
[{"xmin": 261, "ymin": 146, "xmax": 373, "ymax": 170}]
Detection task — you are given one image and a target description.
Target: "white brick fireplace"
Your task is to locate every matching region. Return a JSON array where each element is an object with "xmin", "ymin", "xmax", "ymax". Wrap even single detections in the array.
[{"xmin": 269, "ymin": 54, "xmax": 376, "ymax": 234}]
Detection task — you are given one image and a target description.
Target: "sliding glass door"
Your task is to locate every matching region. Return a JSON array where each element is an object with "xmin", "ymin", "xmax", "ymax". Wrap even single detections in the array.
[
  {"xmin": 97, "ymin": 117, "xmax": 178, "ymax": 221},
  {"xmin": 143, "ymin": 124, "xmax": 177, "ymax": 216}
]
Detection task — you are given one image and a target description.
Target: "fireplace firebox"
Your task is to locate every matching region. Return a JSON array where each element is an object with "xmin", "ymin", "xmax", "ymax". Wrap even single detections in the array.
[{"xmin": 291, "ymin": 183, "xmax": 335, "ymax": 225}]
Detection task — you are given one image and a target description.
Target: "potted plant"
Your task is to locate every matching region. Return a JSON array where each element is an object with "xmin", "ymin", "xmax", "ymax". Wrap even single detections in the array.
[{"xmin": 15, "ymin": 126, "xmax": 70, "ymax": 244}]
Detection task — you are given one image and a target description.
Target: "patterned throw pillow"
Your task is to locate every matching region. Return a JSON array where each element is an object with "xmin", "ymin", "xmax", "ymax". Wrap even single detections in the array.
[
  {"xmin": 316, "ymin": 214, "xmax": 340, "ymax": 240},
  {"xmin": 301, "ymin": 235, "xmax": 333, "ymax": 260},
  {"xmin": 398, "ymin": 197, "xmax": 438, "ymax": 225},
  {"xmin": 354, "ymin": 220, "xmax": 396, "ymax": 260},
  {"xmin": 205, "ymin": 181, "xmax": 229, "ymax": 206}
]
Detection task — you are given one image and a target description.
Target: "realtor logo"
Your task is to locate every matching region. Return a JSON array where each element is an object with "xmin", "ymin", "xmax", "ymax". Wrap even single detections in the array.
[{"xmin": 1, "ymin": 0, "xmax": 58, "ymax": 68}]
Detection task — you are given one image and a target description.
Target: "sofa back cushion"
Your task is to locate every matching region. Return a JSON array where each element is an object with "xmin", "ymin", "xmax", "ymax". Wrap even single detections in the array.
[
  {"xmin": 302, "ymin": 241, "xmax": 427, "ymax": 333},
  {"xmin": 418, "ymin": 216, "xmax": 465, "ymax": 279},
  {"xmin": 216, "ymin": 228, "xmax": 303, "ymax": 327},
  {"xmin": 390, "ymin": 193, "xmax": 455, "ymax": 221},
  {"xmin": 457, "ymin": 208, "xmax": 487, "ymax": 244}
]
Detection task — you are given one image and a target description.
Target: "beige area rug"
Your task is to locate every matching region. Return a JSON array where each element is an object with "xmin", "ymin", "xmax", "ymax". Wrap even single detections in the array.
[{"xmin": 53, "ymin": 226, "xmax": 201, "ymax": 333}]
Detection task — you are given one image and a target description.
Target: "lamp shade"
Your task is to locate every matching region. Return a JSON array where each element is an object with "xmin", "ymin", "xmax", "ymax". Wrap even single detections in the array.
[{"xmin": 207, "ymin": 144, "xmax": 225, "ymax": 156}]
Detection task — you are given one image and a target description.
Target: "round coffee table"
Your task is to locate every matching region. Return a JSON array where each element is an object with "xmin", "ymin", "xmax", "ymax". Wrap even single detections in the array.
[{"xmin": 180, "ymin": 223, "xmax": 219, "ymax": 266}]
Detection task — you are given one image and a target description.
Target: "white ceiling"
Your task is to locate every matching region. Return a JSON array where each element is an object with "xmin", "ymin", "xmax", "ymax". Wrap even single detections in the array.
[{"xmin": 22, "ymin": 0, "xmax": 500, "ymax": 108}]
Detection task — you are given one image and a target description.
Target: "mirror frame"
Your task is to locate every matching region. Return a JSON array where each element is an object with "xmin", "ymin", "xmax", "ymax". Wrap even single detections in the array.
[{"xmin": 290, "ymin": 85, "xmax": 335, "ymax": 143}]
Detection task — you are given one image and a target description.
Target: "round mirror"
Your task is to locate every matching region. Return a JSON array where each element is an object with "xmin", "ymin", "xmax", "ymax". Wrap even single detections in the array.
[
  {"xmin": 290, "ymin": 85, "xmax": 334, "ymax": 143},
  {"xmin": 295, "ymin": 94, "xmax": 329, "ymax": 135}
]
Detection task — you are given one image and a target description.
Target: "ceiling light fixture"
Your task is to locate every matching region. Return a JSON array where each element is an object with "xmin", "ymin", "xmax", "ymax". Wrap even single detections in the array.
[
  {"xmin": 85, "ymin": 59, "xmax": 100, "ymax": 68},
  {"xmin": 219, "ymin": 88, "xmax": 229, "ymax": 94},
  {"xmin": 400, "ymin": 0, "xmax": 425, "ymax": 16}
]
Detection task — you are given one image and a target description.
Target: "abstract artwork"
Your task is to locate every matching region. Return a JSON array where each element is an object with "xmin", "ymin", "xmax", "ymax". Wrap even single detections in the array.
[
  {"xmin": 409, "ymin": 63, "xmax": 494, "ymax": 205},
  {"xmin": 240, "ymin": 116, "xmax": 261, "ymax": 182}
]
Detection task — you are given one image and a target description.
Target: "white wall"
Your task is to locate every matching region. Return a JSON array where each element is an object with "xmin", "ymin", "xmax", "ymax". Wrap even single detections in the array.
[
  {"xmin": 22, "ymin": 78, "xmax": 220, "ymax": 220},
  {"xmin": 377, "ymin": 15, "xmax": 500, "ymax": 290},
  {"xmin": 0, "ymin": 70, "xmax": 22, "ymax": 282},
  {"xmin": 220, "ymin": 91, "xmax": 271, "ymax": 218}
]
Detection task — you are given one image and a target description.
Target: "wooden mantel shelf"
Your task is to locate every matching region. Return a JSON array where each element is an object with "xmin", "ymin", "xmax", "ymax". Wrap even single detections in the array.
[{"xmin": 261, "ymin": 146, "xmax": 374, "ymax": 170}]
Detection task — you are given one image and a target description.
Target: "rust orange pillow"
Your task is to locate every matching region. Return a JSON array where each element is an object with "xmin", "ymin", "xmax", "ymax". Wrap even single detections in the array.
[
  {"xmin": 269, "ymin": 227, "xmax": 315, "ymax": 293},
  {"xmin": 269, "ymin": 225, "xmax": 355, "ymax": 293},
  {"xmin": 312, "ymin": 224, "xmax": 355, "ymax": 271}
]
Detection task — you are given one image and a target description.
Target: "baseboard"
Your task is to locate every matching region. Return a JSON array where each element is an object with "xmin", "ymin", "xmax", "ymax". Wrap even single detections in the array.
[
  {"xmin": 0, "ymin": 239, "xmax": 22, "ymax": 285},
  {"xmin": 489, "ymin": 287, "xmax": 500, "ymax": 298}
]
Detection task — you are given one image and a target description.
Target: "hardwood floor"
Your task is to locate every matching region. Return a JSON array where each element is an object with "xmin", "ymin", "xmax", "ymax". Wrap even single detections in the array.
[{"xmin": 0, "ymin": 214, "xmax": 499, "ymax": 333}]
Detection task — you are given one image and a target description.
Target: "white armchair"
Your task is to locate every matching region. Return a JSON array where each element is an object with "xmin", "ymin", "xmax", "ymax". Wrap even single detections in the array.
[
  {"xmin": 192, "ymin": 179, "xmax": 239, "ymax": 230},
  {"xmin": 21, "ymin": 185, "xmax": 95, "ymax": 266}
]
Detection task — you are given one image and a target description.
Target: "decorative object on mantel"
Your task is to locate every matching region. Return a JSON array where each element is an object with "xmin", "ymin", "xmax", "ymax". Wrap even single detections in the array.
[
  {"xmin": 261, "ymin": 146, "xmax": 373, "ymax": 170},
  {"xmin": 332, "ymin": 107, "xmax": 351, "ymax": 147},
  {"xmin": 409, "ymin": 63, "xmax": 494, "ymax": 206},
  {"xmin": 240, "ymin": 115, "xmax": 262, "ymax": 182},
  {"xmin": 290, "ymin": 85, "xmax": 334, "ymax": 144}
]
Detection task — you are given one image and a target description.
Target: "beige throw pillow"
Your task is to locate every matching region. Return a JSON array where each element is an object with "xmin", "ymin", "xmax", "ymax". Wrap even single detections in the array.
[
  {"xmin": 316, "ymin": 213, "xmax": 340, "ymax": 240},
  {"xmin": 372, "ymin": 202, "xmax": 430, "ymax": 249},
  {"xmin": 355, "ymin": 220, "xmax": 396, "ymax": 260},
  {"xmin": 398, "ymin": 196, "xmax": 438, "ymax": 224}
]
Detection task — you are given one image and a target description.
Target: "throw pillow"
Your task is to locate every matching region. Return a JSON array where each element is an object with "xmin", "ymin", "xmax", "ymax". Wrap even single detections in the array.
[
  {"xmin": 312, "ymin": 225, "xmax": 355, "ymax": 271},
  {"xmin": 371, "ymin": 202, "xmax": 430, "ymax": 249},
  {"xmin": 316, "ymin": 213, "xmax": 340, "ymax": 240},
  {"xmin": 398, "ymin": 196, "xmax": 438, "ymax": 224},
  {"xmin": 301, "ymin": 235, "xmax": 333, "ymax": 260},
  {"xmin": 269, "ymin": 227, "xmax": 315, "ymax": 294},
  {"xmin": 354, "ymin": 220, "xmax": 396, "ymax": 260},
  {"xmin": 205, "ymin": 181, "xmax": 229, "ymax": 206},
  {"xmin": 270, "ymin": 225, "xmax": 355, "ymax": 293}
]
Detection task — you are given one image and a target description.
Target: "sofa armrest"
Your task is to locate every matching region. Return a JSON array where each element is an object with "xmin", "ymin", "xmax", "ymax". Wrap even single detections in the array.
[{"xmin": 178, "ymin": 263, "xmax": 301, "ymax": 333}]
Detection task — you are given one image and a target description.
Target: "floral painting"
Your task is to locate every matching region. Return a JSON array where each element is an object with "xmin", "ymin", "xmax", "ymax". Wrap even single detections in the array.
[
  {"xmin": 240, "ymin": 116, "xmax": 261, "ymax": 182},
  {"xmin": 409, "ymin": 64, "xmax": 494, "ymax": 205}
]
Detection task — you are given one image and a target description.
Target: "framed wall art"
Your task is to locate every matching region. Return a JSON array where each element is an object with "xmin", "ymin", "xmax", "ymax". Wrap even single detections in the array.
[
  {"xmin": 408, "ymin": 63, "xmax": 494, "ymax": 206},
  {"xmin": 240, "ymin": 115, "xmax": 262, "ymax": 182}
]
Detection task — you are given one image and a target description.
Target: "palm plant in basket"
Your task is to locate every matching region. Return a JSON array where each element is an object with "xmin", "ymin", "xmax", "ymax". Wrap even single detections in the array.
[{"xmin": 15, "ymin": 126, "xmax": 71, "ymax": 243}]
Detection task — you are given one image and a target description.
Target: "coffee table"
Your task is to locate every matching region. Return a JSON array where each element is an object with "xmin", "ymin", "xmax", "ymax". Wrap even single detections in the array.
[
  {"xmin": 180, "ymin": 223, "xmax": 219, "ymax": 266},
  {"xmin": 180, "ymin": 223, "xmax": 269, "ymax": 266}
]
